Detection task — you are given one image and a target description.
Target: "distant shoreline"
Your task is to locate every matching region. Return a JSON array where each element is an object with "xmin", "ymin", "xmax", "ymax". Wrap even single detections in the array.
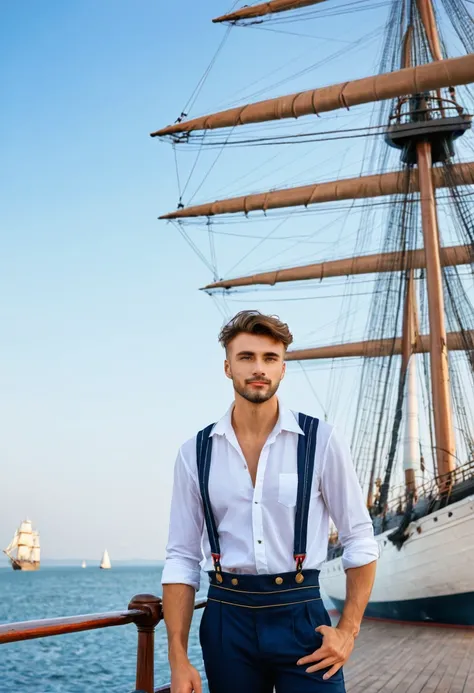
[{"xmin": 0, "ymin": 559, "xmax": 165, "ymax": 568}]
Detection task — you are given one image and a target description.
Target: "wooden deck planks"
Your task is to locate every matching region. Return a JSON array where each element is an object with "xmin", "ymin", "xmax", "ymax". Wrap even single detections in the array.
[
  {"xmin": 459, "ymin": 634, "xmax": 474, "ymax": 693},
  {"xmin": 343, "ymin": 621, "xmax": 474, "ymax": 693}
]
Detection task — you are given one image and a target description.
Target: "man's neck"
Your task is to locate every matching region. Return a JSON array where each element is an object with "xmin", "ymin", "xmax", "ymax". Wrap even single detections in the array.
[{"xmin": 232, "ymin": 395, "xmax": 279, "ymax": 439}]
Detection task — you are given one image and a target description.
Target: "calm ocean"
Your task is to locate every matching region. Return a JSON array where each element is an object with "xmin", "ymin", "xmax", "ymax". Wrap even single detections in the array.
[
  {"xmin": 0, "ymin": 565, "xmax": 206, "ymax": 693},
  {"xmin": 0, "ymin": 565, "xmax": 334, "ymax": 693}
]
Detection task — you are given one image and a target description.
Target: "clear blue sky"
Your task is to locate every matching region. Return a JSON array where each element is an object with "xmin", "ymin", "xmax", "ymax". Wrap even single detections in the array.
[{"xmin": 0, "ymin": 1, "xmax": 432, "ymax": 562}]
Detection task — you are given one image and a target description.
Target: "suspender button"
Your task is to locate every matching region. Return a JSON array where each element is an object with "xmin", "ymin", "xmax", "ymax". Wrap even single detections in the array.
[
  {"xmin": 216, "ymin": 573, "xmax": 223, "ymax": 583},
  {"xmin": 295, "ymin": 573, "xmax": 305, "ymax": 584},
  {"xmin": 231, "ymin": 578, "xmax": 239, "ymax": 586},
  {"xmin": 275, "ymin": 577, "xmax": 283, "ymax": 585}
]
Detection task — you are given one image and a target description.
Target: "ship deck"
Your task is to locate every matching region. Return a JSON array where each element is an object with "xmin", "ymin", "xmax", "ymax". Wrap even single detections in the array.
[{"xmin": 344, "ymin": 618, "xmax": 474, "ymax": 693}]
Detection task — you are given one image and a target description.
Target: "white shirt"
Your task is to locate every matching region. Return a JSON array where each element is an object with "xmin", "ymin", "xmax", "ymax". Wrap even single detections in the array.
[{"xmin": 162, "ymin": 402, "xmax": 379, "ymax": 591}]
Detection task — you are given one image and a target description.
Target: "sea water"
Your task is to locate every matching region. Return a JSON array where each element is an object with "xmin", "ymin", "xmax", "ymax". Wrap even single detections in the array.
[{"xmin": 0, "ymin": 565, "xmax": 204, "ymax": 693}]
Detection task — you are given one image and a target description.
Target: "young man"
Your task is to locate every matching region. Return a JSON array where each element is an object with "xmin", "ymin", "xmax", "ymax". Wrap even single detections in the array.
[{"xmin": 162, "ymin": 310, "xmax": 378, "ymax": 693}]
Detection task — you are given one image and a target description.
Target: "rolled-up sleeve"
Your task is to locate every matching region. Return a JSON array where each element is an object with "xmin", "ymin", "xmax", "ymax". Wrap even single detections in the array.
[
  {"xmin": 320, "ymin": 427, "xmax": 379, "ymax": 571},
  {"xmin": 161, "ymin": 443, "xmax": 204, "ymax": 591}
]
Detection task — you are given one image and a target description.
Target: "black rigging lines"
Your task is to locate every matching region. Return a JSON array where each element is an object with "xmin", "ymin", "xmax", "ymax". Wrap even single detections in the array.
[{"xmin": 158, "ymin": 0, "xmax": 474, "ymax": 506}]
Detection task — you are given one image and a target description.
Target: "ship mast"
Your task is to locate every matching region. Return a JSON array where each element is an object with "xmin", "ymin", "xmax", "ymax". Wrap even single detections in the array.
[
  {"xmin": 398, "ymin": 16, "xmax": 420, "ymax": 502},
  {"xmin": 414, "ymin": 0, "xmax": 456, "ymax": 484},
  {"xmin": 417, "ymin": 139, "xmax": 456, "ymax": 483}
]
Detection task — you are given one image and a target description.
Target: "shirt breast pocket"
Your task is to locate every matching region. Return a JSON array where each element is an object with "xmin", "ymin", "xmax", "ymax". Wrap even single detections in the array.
[{"xmin": 278, "ymin": 473, "xmax": 298, "ymax": 507}]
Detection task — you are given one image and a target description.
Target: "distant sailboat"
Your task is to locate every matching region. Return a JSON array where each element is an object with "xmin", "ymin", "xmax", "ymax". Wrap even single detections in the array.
[
  {"xmin": 3, "ymin": 520, "xmax": 40, "ymax": 571},
  {"xmin": 100, "ymin": 549, "xmax": 111, "ymax": 570},
  {"xmin": 81, "ymin": 560, "xmax": 87, "ymax": 569}
]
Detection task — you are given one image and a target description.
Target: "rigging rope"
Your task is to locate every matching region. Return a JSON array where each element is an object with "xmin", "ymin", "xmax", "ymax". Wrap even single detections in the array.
[
  {"xmin": 161, "ymin": 0, "xmax": 474, "ymax": 493},
  {"xmin": 170, "ymin": 221, "xmax": 216, "ymax": 274},
  {"xmin": 299, "ymin": 363, "xmax": 328, "ymax": 420},
  {"xmin": 180, "ymin": 25, "xmax": 233, "ymax": 119}
]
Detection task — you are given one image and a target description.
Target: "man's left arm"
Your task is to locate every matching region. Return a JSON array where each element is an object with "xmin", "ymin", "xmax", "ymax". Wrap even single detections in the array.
[
  {"xmin": 297, "ymin": 427, "xmax": 379, "ymax": 679},
  {"xmin": 337, "ymin": 561, "xmax": 377, "ymax": 638}
]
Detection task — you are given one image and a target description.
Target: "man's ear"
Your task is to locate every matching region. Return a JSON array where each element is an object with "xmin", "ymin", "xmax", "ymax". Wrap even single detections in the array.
[
  {"xmin": 281, "ymin": 362, "xmax": 286, "ymax": 381},
  {"xmin": 224, "ymin": 359, "xmax": 233, "ymax": 380}
]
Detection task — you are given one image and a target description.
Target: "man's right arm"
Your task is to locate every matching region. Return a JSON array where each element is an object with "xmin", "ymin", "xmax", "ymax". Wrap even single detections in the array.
[
  {"xmin": 162, "ymin": 444, "xmax": 205, "ymax": 693},
  {"xmin": 163, "ymin": 584, "xmax": 201, "ymax": 693}
]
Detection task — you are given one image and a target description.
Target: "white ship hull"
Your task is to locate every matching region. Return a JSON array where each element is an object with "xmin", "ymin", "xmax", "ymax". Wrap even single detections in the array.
[{"xmin": 320, "ymin": 495, "xmax": 474, "ymax": 626}]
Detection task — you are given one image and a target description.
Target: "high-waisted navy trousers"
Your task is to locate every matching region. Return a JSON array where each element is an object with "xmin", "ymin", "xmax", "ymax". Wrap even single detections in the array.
[{"xmin": 200, "ymin": 571, "xmax": 346, "ymax": 693}]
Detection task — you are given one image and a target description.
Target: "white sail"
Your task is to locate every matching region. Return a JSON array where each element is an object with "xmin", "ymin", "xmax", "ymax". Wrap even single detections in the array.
[
  {"xmin": 17, "ymin": 546, "xmax": 31, "ymax": 560},
  {"xmin": 17, "ymin": 527, "xmax": 34, "ymax": 559},
  {"xmin": 19, "ymin": 520, "xmax": 32, "ymax": 534},
  {"xmin": 4, "ymin": 530, "xmax": 19, "ymax": 556},
  {"xmin": 30, "ymin": 531, "xmax": 40, "ymax": 563},
  {"xmin": 31, "ymin": 530, "xmax": 40, "ymax": 547},
  {"xmin": 81, "ymin": 560, "xmax": 87, "ymax": 568},
  {"xmin": 17, "ymin": 532, "xmax": 33, "ymax": 547},
  {"xmin": 100, "ymin": 549, "xmax": 111, "ymax": 569},
  {"xmin": 17, "ymin": 518, "xmax": 34, "ymax": 560}
]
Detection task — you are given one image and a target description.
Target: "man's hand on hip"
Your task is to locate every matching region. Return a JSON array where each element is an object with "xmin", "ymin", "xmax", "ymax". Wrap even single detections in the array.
[
  {"xmin": 170, "ymin": 658, "xmax": 202, "ymax": 693},
  {"xmin": 296, "ymin": 624, "xmax": 355, "ymax": 680}
]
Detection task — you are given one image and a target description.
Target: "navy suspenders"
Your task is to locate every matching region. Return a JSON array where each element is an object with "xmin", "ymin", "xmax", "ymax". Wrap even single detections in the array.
[
  {"xmin": 294, "ymin": 413, "xmax": 319, "ymax": 579},
  {"xmin": 196, "ymin": 423, "xmax": 223, "ymax": 580},
  {"xmin": 196, "ymin": 412, "xmax": 319, "ymax": 582}
]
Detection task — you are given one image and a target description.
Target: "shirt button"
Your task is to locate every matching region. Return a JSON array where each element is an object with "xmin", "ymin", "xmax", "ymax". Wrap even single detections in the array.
[{"xmin": 257, "ymin": 540, "xmax": 263, "ymax": 544}]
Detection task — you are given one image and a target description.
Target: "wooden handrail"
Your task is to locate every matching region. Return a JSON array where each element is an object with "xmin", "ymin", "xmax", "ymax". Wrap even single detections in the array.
[
  {"xmin": 0, "ymin": 609, "xmax": 145, "ymax": 644},
  {"xmin": 0, "ymin": 593, "xmax": 207, "ymax": 693},
  {"xmin": 0, "ymin": 593, "xmax": 163, "ymax": 693}
]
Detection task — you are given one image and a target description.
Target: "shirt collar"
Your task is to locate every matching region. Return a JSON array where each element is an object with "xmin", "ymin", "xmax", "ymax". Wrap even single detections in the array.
[{"xmin": 210, "ymin": 400, "xmax": 304, "ymax": 439}]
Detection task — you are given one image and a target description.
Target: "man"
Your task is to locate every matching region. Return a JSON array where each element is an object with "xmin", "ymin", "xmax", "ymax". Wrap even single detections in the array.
[{"xmin": 162, "ymin": 310, "xmax": 378, "ymax": 693}]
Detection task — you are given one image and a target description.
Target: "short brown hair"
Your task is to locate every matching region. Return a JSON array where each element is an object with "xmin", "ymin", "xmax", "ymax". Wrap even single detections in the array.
[{"xmin": 218, "ymin": 310, "xmax": 293, "ymax": 351}]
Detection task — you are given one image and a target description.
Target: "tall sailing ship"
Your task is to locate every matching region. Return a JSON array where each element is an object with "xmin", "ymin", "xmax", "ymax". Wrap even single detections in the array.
[
  {"xmin": 3, "ymin": 520, "xmax": 40, "ymax": 571},
  {"xmin": 154, "ymin": 0, "xmax": 474, "ymax": 625}
]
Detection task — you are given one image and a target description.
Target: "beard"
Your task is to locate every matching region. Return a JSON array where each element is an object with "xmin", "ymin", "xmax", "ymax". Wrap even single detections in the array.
[{"xmin": 233, "ymin": 378, "xmax": 281, "ymax": 404}]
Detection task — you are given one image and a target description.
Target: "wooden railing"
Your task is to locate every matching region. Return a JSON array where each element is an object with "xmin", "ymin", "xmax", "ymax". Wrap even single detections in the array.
[
  {"xmin": 0, "ymin": 593, "xmax": 207, "ymax": 693},
  {"xmin": 384, "ymin": 457, "xmax": 474, "ymax": 515}
]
